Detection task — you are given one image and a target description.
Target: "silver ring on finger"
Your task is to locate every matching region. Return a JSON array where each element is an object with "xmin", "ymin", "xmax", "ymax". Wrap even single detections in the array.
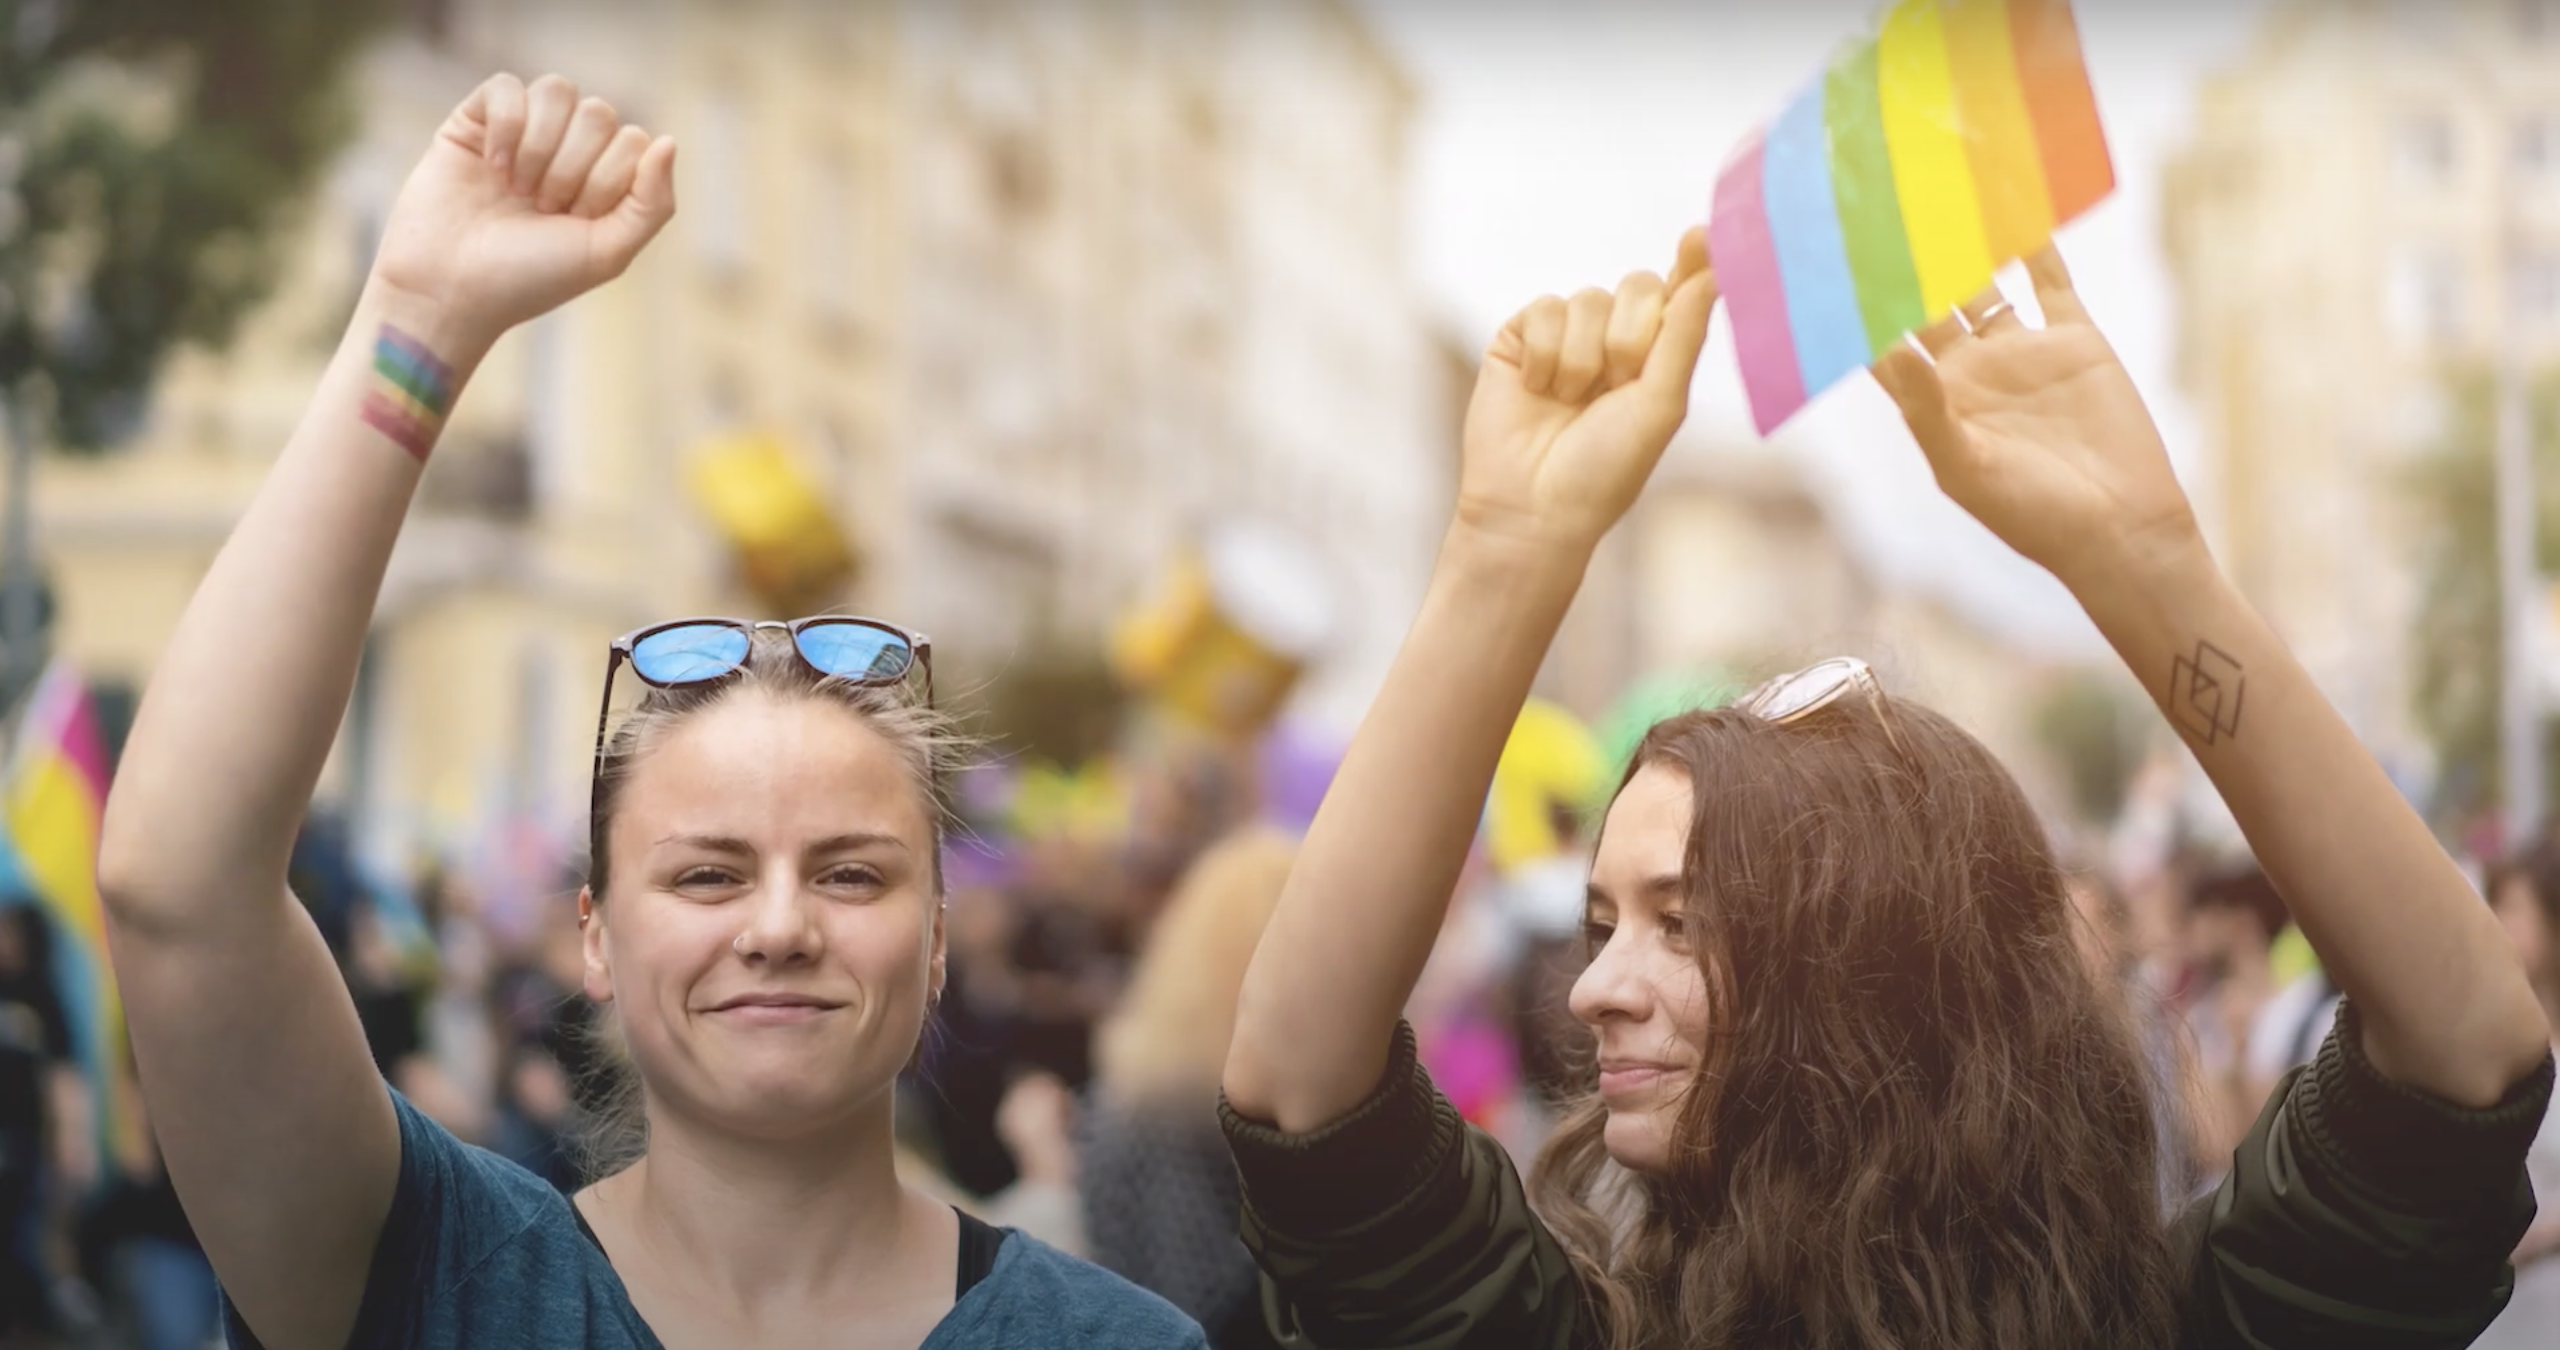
[{"xmin": 1966, "ymin": 301, "xmax": 2014, "ymax": 333}]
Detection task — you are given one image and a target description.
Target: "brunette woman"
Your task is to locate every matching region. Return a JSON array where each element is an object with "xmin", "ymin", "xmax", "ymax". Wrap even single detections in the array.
[{"xmin": 1220, "ymin": 231, "xmax": 2552, "ymax": 1350}]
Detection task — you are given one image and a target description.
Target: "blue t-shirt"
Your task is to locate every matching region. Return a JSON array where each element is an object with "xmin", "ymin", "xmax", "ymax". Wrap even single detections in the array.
[{"xmin": 224, "ymin": 1091, "xmax": 1206, "ymax": 1349}]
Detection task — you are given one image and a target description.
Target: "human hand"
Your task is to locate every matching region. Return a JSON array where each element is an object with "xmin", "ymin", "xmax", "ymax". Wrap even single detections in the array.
[
  {"xmin": 995, "ymin": 1071, "xmax": 1080, "ymax": 1186},
  {"xmin": 1872, "ymin": 247, "xmax": 2205, "ymax": 594},
  {"xmin": 53, "ymin": 1111, "xmax": 101, "ymax": 1194},
  {"xmin": 1453, "ymin": 228, "xmax": 1718, "ymax": 559},
  {"xmin": 2213, "ymin": 973, "xmax": 2271, "ymax": 1063},
  {"xmin": 510, "ymin": 1051, "xmax": 574, "ymax": 1127},
  {"xmin": 2518, "ymin": 1217, "xmax": 2560, "ymax": 1268},
  {"xmin": 370, "ymin": 73, "xmax": 677, "ymax": 352}
]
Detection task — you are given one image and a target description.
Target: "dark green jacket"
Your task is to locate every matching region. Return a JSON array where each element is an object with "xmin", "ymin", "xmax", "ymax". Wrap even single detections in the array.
[{"xmin": 1221, "ymin": 1003, "xmax": 2552, "ymax": 1349}]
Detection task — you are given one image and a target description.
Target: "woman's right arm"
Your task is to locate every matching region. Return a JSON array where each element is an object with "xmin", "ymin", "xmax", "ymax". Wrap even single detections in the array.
[
  {"xmin": 1873, "ymin": 251, "xmax": 2551, "ymax": 1346},
  {"xmin": 1222, "ymin": 230, "xmax": 1714, "ymax": 1133},
  {"xmin": 94, "ymin": 74, "xmax": 673, "ymax": 1350}
]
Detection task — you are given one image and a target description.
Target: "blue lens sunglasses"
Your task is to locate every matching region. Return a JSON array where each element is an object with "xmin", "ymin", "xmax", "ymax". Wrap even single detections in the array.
[{"xmin": 587, "ymin": 615, "xmax": 933, "ymax": 861}]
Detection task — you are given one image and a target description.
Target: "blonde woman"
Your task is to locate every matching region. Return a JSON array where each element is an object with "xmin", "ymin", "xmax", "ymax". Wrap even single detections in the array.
[
  {"xmin": 96, "ymin": 72, "xmax": 1201, "ymax": 1350},
  {"xmin": 1082, "ymin": 829, "xmax": 1297, "ymax": 1350}
]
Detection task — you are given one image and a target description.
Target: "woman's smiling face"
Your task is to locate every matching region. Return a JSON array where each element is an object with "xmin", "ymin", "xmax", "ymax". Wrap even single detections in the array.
[
  {"xmin": 1573, "ymin": 763, "xmax": 1711, "ymax": 1174},
  {"xmin": 581, "ymin": 689, "xmax": 942, "ymax": 1140}
]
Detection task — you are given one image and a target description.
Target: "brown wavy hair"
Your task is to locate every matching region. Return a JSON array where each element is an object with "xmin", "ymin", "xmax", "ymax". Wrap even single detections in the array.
[{"xmin": 1527, "ymin": 697, "xmax": 2183, "ymax": 1350}]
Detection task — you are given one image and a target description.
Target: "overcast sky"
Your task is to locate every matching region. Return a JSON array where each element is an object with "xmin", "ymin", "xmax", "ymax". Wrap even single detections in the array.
[{"xmin": 1357, "ymin": 0, "xmax": 2275, "ymax": 656}]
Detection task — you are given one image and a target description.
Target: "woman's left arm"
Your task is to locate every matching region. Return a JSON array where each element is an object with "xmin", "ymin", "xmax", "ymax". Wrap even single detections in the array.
[
  {"xmin": 1876, "ymin": 248, "xmax": 2550, "ymax": 1108},
  {"xmin": 2519, "ymin": 1215, "xmax": 2560, "ymax": 1267}
]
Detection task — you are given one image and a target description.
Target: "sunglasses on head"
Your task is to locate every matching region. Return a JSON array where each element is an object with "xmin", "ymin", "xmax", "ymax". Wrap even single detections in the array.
[
  {"xmin": 587, "ymin": 615, "xmax": 933, "ymax": 852},
  {"xmin": 1732, "ymin": 656, "xmax": 1904, "ymax": 753},
  {"xmin": 1734, "ymin": 656, "xmax": 1882, "ymax": 724}
]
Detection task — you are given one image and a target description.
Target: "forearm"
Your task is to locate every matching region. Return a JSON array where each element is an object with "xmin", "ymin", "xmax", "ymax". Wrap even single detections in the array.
[
  {"xmin": 100, "ymin": 277, "xmax": 491, "ymax": 925},
  {"xmin": 46, "ymin": 1065, "xmax": 96, "ymax": 1183},
  {"xmin": 2204, "ymin": 1054, "xmax": 2261, "ymax": 1164},
  {"xmin": 2077, "ymin": 547, "xmax": 2551, "ymax": 1105},
  {"xmin": 1226, "ymin": 524, "xmax": 1587, "ymax": 1131},
  {"xmin": 2519, "ymin": 1215, "xmax": 2560, "ymax": 1266}
]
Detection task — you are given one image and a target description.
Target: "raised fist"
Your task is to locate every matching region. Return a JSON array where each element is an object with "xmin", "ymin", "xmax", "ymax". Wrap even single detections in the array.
[
  {"xmin": 371, "ymin": 73, "xmax": 678, "ymax": 346},
  {"xmin": 1455, "ymin": 228, "xmax": 1719, "ymax": 558}
]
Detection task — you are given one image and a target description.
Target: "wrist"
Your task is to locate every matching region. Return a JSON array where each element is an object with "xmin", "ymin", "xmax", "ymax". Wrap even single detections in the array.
[
  {"xmin": 1017, "ymin": 1147, "xmax": 1076, "ymax": 1187},
  {"xmin": 2056, "ymin": 523, "xmax": 2221, "ymax": 624},
  {"xmin": 1438, "ymin": 512, "xmax": 1597, "ymax": 585},
  {"xmin": 359, "ymin": 270, "xmax": 503, "ymax": 378}
]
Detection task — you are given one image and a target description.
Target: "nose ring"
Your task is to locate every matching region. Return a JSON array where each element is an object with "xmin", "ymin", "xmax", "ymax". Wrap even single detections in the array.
[{"xmin": 733, "ymin": 932, "xmax": 749, "ymax": 957}]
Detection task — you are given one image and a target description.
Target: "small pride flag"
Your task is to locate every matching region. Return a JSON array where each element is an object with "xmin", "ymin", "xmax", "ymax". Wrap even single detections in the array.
[
  {"xmin": 6, "ymin": 659, "xmax": 123, "ymax": 1172},
  {"xmin": 1710, "ymin": 0, "xmax": 2113, "ymax": 434}
]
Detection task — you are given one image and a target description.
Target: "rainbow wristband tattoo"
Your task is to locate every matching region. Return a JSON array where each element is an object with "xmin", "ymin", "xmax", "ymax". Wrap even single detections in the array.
[{"xmin": 361, "ymin": 324, "xmax": 457, "ymax": 462}]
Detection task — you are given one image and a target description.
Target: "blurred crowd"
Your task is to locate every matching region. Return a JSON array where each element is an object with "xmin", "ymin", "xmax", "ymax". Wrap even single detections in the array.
[{"xmin": 5, "ymin": 733, "xmax": 2559, "ymax": 1350}]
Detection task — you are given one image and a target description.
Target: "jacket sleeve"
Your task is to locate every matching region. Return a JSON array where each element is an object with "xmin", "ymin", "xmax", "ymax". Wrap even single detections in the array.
[
  {"xmin": 2184, "ymin": 998, "xmax": 2555, "ymax": 1349},
  {"xmin": 1218, "ymin": 1021, "xmax": 1597, "ymax": 1350}
]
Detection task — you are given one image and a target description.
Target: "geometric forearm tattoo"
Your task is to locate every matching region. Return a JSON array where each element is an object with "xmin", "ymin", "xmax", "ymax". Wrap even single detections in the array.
[{"xmin": 2170, "ymin": 639, "xmax": 2246, "ymax": 745}]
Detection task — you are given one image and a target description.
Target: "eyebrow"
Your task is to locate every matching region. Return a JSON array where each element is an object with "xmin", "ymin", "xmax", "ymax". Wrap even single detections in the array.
[
  {"xmin": 656, "ymin": 833, "xmax": 753, "ymax": 856},
  {"xmin": 652, "ymin": 832, "xmax": 912, "ymax": 856},
  {"xmin": 1586, "ymin": 874, "xmax": 1686, "ymax": 907},
  {"xmin": 810, "ymin": 832, "xmax": 912, "ymax": 856}
]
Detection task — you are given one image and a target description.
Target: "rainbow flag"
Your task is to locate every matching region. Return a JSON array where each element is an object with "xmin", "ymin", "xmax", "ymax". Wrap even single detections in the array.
[
  {"xmin": 1710, "ymin": 0, "xmax": 2113, "ymax": 433},
  {"xmin": 6, "ymin": 659, "xmax": 122, "ymax": 1168}
]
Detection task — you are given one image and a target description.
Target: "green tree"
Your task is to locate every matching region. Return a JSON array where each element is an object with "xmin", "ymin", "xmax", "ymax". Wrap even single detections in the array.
[
  {"xmin": 1, "ymin": 0, "xmax": 396, "ymax": 703},
  {"xmin": 2406, "ymin": 367, "xmax": 2560, "ymax": 821},
  {"xmin": 955, "ymin": 644, "xmax": 1130, "ymax": 768},
  {"xmin": 2, "ymin": 0, "xmax": 396, "ymax": 446},
  {"xmin": 2030, "ymin": 666, "xmax": 2150, "ymax": 827}
]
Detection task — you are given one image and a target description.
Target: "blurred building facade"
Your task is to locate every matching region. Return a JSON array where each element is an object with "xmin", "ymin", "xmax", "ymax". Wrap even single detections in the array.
[
  {"xmin": 26, "ymin": 0, "xmax": 1446, "ymax": 862},
  {"xmin": 1621, "ymin": 448, "xmax": 1876, "ymax": 687},
  {"xmin": 2164, "ymin": 0, "xmax": 2560, "ymax": 779}
]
